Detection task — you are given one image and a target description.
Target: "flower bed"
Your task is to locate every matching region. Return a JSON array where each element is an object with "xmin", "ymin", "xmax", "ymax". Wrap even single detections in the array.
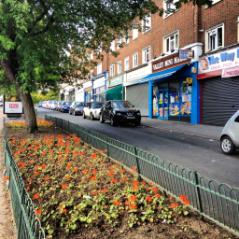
[
  {"xmin": 8, "ymin": 128, "xmax": 236, "ymax": 239},
  {"xmin": 6, "ymin": 118, "xmax": 53, "ymax": 128}
]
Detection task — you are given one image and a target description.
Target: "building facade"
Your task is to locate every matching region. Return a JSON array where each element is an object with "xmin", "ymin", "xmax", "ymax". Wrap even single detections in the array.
[{"xmin": 65, "ymin": 0, "xmax": 239, "ymax": 126}]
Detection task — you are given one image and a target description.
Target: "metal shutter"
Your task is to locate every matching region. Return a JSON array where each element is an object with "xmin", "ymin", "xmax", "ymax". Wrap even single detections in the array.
[
  {"xmin": 126, "ymin": 84, "xmax": 148, "ymax": 116},
  {"xmin": 201, "ymin": 77, "xmax": 239, "ymax": 126}
]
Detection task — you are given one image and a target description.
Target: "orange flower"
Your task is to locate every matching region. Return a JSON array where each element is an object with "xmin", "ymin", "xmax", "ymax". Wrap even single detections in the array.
[
  {"xmin": 41, "ymin": 164, "xmax": 47, "ymax": 170},
  {"xmin": 154, "ymin": 193, "xmax": 161, "ymax": 199},
  {"xmin": 33, "ymin": 193, "xmax": 40, "ymax": 200},
  {"xmin": 111, "ymin": 178, "xmax": 118, "ymax": 184},
  {"xmin": 44, "ymin": 175, "xmax": 50, "ymax": 181},
  {"xmin": 129, "ymin": 194, "xmax": 137, "ymax": 202},
  {"xmin": 101, "ymin": 188, "xmax": 109, "ymax": 193},
  {"xmin": 129, "ymin": 203, "xmax": 137, "ymax": 210},
  {"xmin": 17, "ymin": 161, "xmax": 26, "ymax": 169},
  {"xmin": 79, "ymin": 151, "xmax": 85, "ymax": 156},
  {"xmin": 151, "ymin": 187, "xmax": 159, "ymax": 194},
  {"xmin": 90, "ymin": 175, "xmax": 96, "ymax": 181},
  {"xmin": 113, "ymin": 199, "xmax": 121, "ymax": 206},
  {"xmin": 61, "ymin": 184, "xmax": 68, "ymax": 190},
  {"xmin": 73, "ymin": 167, "xmax": 78, "ymax": 173},
  {"xmin": 91, "ymin": 153, "xmax": 97, "ymax": 159},
  {"xmin": 145, "ymin": 195, "xmax": 152, "ymax": 203},
  {"xmin": 169, "ymin": 202, "xmax": 179, "ymax": 209},
  {"xmin": 92, "ymin": 169, "xmax": 97, "ymax": 175},
  {"xmin": 132, "ymin": 180, "xmax": 139, "ymax": 191},
  {"xmin": 179, "ymin": 195, "xmax": 190, "ymax": 206},
  {"xmin": 35, "ymin": 208, "xmax": 42, "ymax": 216},
  {"xmin": 66, "ymin": 162, "xmax": 72, "ymax": 170},
  {"xmin": 82, "ymin": 169, "xmax": 88, "ymax": 175}
]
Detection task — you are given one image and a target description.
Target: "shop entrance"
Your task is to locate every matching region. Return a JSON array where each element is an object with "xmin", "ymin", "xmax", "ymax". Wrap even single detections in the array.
[{"xmin": 153, "ymin": 79, "xmax": 192, "ymax": 122}]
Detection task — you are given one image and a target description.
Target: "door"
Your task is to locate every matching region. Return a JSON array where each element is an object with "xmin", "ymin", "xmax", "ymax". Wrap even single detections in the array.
[
  {"xmin": 168, "ymin": 81, "xmax": 180, "ymax": 121},
  {"xmin": 158, "ymin": 88, "xmax": 169, "ymax": 120}
]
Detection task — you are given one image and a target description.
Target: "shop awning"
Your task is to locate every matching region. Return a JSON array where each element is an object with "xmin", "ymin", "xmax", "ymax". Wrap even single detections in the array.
[
  {"xmin": 142, "ymin": 64, "xmax": 188, "ymax": 83},
  {"xmin": 106, "ymin": 85, "xmax": 123, "ymax": 101}
]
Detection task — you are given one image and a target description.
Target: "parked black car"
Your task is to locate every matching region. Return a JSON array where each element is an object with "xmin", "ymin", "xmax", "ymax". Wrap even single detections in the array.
[
  {"xmin": 100, "ymin": 100, "xmax": 141, "ymax": 126},
  {"xmin": 59, "ymin": 101, "xmax": 71, "ymax": 113},
  {"xmin": 69, "ymin": 102, "xmax": 85, "ymax": 115}
]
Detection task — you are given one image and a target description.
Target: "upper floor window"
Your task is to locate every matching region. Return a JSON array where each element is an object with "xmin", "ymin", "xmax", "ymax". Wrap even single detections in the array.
[
  {"xmin": 97, "ymin": 63, "xmax": 102, "ymax": 75},
  {"xmin": 124, "ymin": 57, "xmax": 130, "ymax": 71},
  {"xmin": 109, "ymin": 64, "xmax": 115, "ymax": 77},
  {"xmin": 125, "ymin": 31, "xmax": 130, "ymax": 44},
  {"xmin": 110, "ymin": 40, "xmax": 115, "ymax": 51},
  {"xmin": 117, "ymin": 36, "xmax": 123, "ymax": 49},
  {"xmin": 164, "ymin": 31, "xmax": 179, "ymax": 53},
  {"xmin": 141, "ymin": 15, "xmax": 151, "ymax": 32},
  {"xmin": 132, "ymin": 52, "xmax": 139, "ymax": 68},
  {"xmin": 117, "ymin": 61, "xmax": 122, "ymax": 75},
  {"xmin": 142, "ymin": 46, "xmax": 151, "ymax": 64},
  {"xmin": 132, "ymin": 28, "xmax": 139, "ymax": 40},
  {"xmin": 205, "ymin": 24, "xmax": 224, "ymax": 52},
  {"xmin": 163, "ymin": 0, "xmax": 178, "ymax": 17}
]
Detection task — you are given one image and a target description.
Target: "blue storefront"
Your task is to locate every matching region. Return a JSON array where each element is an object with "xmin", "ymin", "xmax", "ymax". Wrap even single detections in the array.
[{"xmin": 146, "ymin": 53, "xmax": 200, "ymax": 124}]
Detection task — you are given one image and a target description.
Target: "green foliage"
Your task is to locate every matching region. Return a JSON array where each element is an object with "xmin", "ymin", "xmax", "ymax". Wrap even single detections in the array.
[{"xmin": 31, "ymin": 90, "xmax": 59, "ymax": 103}]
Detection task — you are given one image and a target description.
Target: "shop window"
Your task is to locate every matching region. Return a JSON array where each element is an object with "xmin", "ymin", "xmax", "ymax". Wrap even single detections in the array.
[
  {"xmin": 117, "ymin": 61, "xmax": 122, "ymax": 75},
  {"xmin": 109, "ymin": 64, "xmax": 115, "ymax": 77},
  {"xmin": 97, "ymin": 63, "xmax": 102, "ymax": 75},
  {"xmin": 142, "ymin": 46, "xmax": 151, "ymax": 64},
  {"xmin": 132, "ymin": 52, "xmax": 139, "ymax": 68},
  {"xmin": 141, "ymin": 15, "xmax": 151, "ymax": 33},
  {"xmin": 164, "ymin": 31, "xmax": 179, "ymax": 53},
  {"xmin": 205, "ymin": 24, "xmax": 224, "ymax": 52},
  {"xmin": 132, "ymin": 28, "xmax": 139, "ymax": 40},
  {"xmin": 124, "ymin": 57, "xmax": 130, "ymax": 71}
]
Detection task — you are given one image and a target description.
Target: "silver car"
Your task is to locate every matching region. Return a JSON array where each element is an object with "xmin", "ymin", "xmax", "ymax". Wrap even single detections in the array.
[
  {"xmin": 83, "ymin": 102, "xmax": 103, "ymax": 120},
  {"xmin": 220, "ymin": 110, "xmax": 239, "ymax": 154}
]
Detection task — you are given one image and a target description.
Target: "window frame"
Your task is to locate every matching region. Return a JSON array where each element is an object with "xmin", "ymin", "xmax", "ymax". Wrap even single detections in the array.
[
  {"xmin": 124, "ymin": 57, "xmax": 130, "ymax": 71},
  {"xmin": 205, "ymin": 24, "xmax": 224, "ymax": 52},
  {"xmin": 141, "ymin": 15, "xmax": 152, "ymax": 33},
  {"xmin": 117, "ymin": 61, "xmax": 123, "ymax": 75},
  {"xmin": 132, "ymin": 52, "xmax": 139, "ymax": 68},
  {"xmin": 163, "ymin": 31, "xmax": 179, "ymax": 54},
  {"xmin": 132, "ymin": 28, "xmax": 139, "ymax": 40},
  {"xmin": 109, "ymin": 64, "xmax": 115, "ymax": 77},
  {"xmin": 97, "ymin": 63, "xmax": 102, "ymax": 75},
  {"xmin": 142, "ymin": 46, "xmax": 152, "ymax": 64}
]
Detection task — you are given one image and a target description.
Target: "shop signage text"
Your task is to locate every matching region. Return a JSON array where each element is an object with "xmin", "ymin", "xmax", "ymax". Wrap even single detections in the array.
[
  {"xmin": 199, "ymin": 47, "xmax": 239, "ymax": 74},
  {"xmin": 152, "ymin": 53, "xmax": 189, "ymax": 73},
  {"xmin": 4, "ymin": 102, "xmax": 23, "ymax": 114}
]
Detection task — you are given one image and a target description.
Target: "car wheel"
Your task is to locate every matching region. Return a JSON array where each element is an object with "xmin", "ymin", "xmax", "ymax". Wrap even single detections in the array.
[
  {"xmin": 90, "ymin": 113, "xmax": 94, "ymax": 120},
  {"xmin": 221, "ymin": 136, "xmax": 235, "ymax": 154},
  {"xmin": 100, "ymin": 114, "xmax": 105, "ymax": 123},
  {"xmin": 110, "ymin": 116, "xmax": 117, "ymax": 127},
  {"xmin": 83, "ymin": 112, "xmax": 86, "ymax": 119}
]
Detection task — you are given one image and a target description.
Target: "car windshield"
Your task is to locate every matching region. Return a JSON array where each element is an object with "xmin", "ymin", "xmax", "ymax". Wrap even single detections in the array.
[
  {"xmin": 63, "ymin": 102, "xmax": 71, "ymax": 106},
  {"xmin": 91, "ymin": 102, "xmax": 103, "ymax": 109},
  {"xmin": 76, "ymin": 103, "xmax": 84, "ymax": 107},
  {"xmin": 112, "ymin": 101, "xmax": 134, "ymax": 109}
]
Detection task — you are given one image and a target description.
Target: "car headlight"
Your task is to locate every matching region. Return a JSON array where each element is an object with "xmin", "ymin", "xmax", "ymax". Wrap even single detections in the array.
[{"xmin": 116, "ymin": 112, "xmax": 122, "ymax": 116}]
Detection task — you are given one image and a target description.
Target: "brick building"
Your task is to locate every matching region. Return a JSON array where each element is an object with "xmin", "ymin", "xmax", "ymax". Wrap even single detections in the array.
[{"xmin": 71, "ymin": 0, "xmax": 239, "ymax": 126}]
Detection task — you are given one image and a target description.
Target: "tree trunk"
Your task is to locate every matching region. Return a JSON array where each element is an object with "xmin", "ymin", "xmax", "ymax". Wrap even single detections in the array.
[{"xmin": 20, "ymin": 90, "xmax": 38, "ymax": 133}]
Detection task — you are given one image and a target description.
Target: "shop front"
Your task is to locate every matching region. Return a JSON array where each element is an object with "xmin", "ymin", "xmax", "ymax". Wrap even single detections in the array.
[
  {"xmin": 147, "ymin": 51, "xmax": 199, "ymax": 124},
  {"xmin": 75, "ymin": 88, "xmax": 85, "ymax": 102},
  {"xmin": 83, "ymin": 81, "xmax": 92, "ymax": 103},
  {"xmin": 92, "ymin": 73, "xmax": 107, "ymax": 102},
  {"xmin": 106, "ymin": 74, "xmax": 124, "ymax": 101},
  {"xmin": 198, "ymin": 46, "xmax": 239, "ymax": 126},
  {"xmin": 124, "ymin": 63, "xmax": 152, "ymax": 116}
]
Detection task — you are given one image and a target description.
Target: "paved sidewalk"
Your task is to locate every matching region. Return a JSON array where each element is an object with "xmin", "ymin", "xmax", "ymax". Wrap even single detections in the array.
[
  {"xmin": 0, "ymin": 111, "xmax": 16, "ymax": 239},
  {"xmin": 141, "ymin": 117, "xmax": 223, "ymax": 140}
]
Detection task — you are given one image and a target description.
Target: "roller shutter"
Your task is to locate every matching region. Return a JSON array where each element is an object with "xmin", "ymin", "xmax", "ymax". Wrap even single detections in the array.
[
  {"xmin": 201, "ymin": 77, "xmax": 239, "ymax": 126},
  {"xmin": 126, "ymin": 83, "xmax": 148, "ymax": 116}
]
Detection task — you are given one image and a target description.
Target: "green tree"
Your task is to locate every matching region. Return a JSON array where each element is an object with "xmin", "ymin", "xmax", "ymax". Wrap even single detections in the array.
[{"xmin": 0, "ymin": 0, "xmax": 211, "ymax": 133}]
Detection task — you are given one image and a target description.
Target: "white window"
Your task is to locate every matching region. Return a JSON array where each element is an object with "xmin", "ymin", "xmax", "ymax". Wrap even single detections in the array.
[
  {"xmin": 97, "ymin": 63, "xmax": 102, "ymax": 75},
  {"xmin": 141, "ymin": 15, "xmax": 151, "ymax": 32},
  {"xmin": 205, "ymin": 24, "xmax": 224, "ymax": 52},
  {"xmin": 124, "ymin": 57, "xmax": 130, "ymax": 71},
  {"xmin": 132, "ymin": 28, "xmax": 139, "ymax": 40},
  {"xmin": 163, "ymin": 0, "xmax": 178, "ymax": 17},
  {"xmin": 109, "ymin": 64, "xmax": 115, "ymax": 77},
  {"xmin": 110, "ymin": 40, "xmax": 115, "ymax": 51},
  {"xmin": 142, "ymin": 46, "xmax": 151, "ymax": 64},
  {"xmin": 132, "ymin": 53, "xmax": 139, "ymax": 68},
  {"xmin": 117, "ymin": 61, "xmax": 122, "ymax": 75},
  {"xmin": 237, "ymin": 17, "xmax": 239, "ymax": 43},
  {"xmin": 211, "ymin": 0, "xmax": 222, "ymax": 4},
  {"xmin": 117, "ymin": 36, "xmax": 123, "ymax": 49},
  {"xmin": 124, "ymin": 31, "xmax": 130, "ymax": 44},
  {"xmin": 164, "ymin": 31, "xmax": 179, "ymax": 53}
]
